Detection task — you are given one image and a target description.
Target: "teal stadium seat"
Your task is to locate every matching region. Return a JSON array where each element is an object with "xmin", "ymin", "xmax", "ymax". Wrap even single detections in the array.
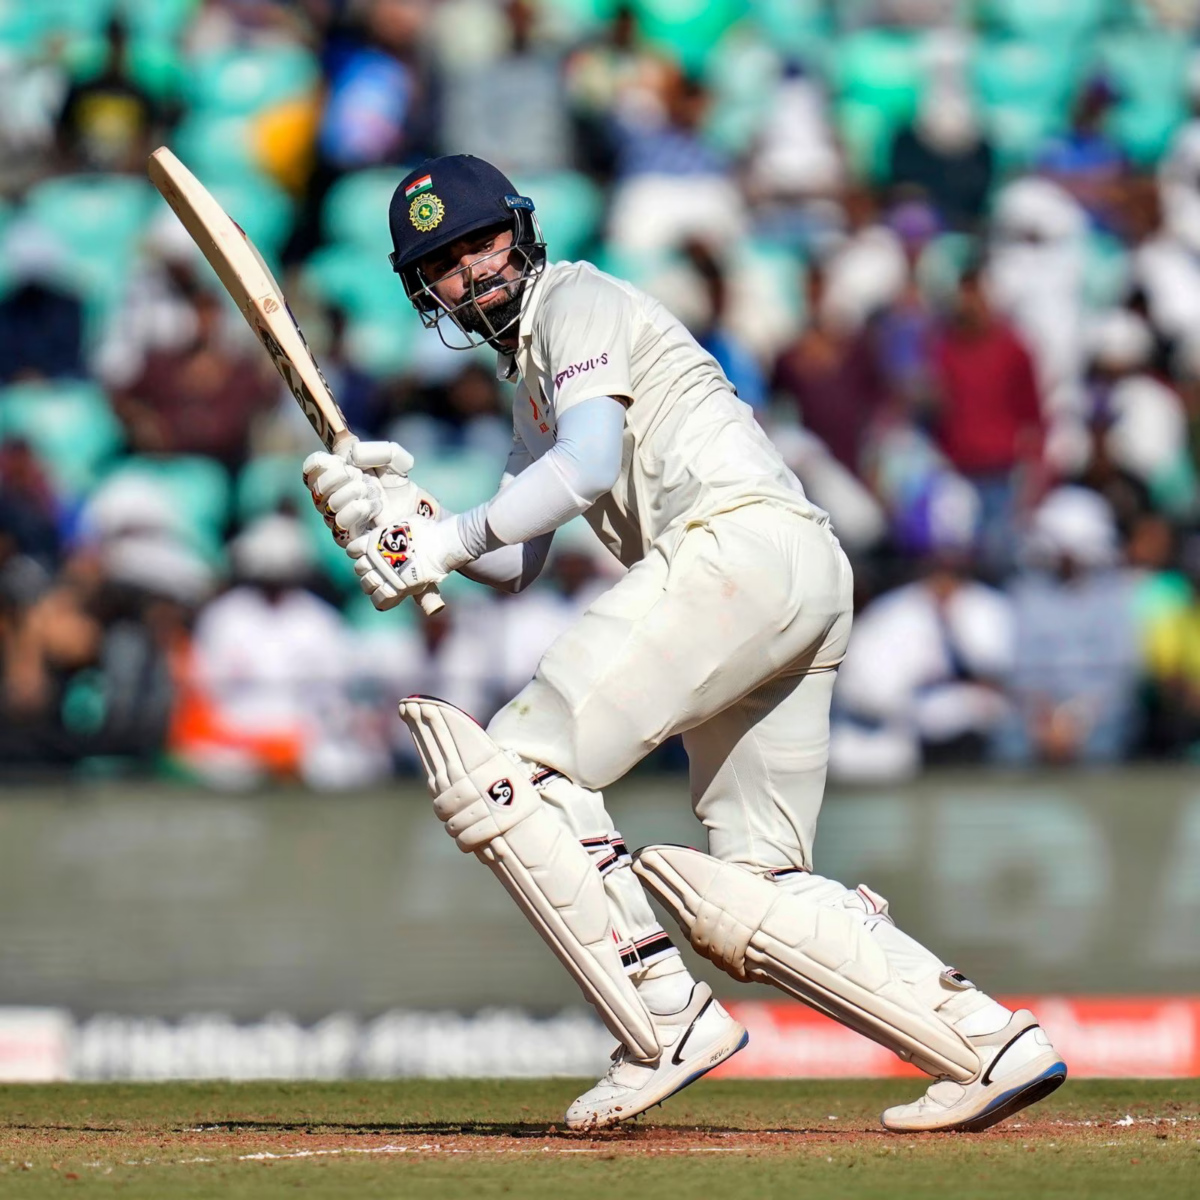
[
  {"xmin": 322, "ymin": 168, "xmax": 406, "ymax": 250},
  {"xmin": 235, "ymin": 452, "xmax": 357, "ymax": 588},
  {"xmin": 748, "ymin": 0, "xmax": 831, "ymax": 64},
  {"xmin": 1096, "ymin": 29, "xmax": 1189, "ymax": 164},
  {"xmin": 972, "ymin": 36, "xmax": 1079, "ymax": 117},
  {"xmin": 835, "ymin": 28, "xmax": 926, "ymax": 181},
  {"xmin": 0, "ymin": 2, "xmax": 47, "ymax": 53},
  {"xmin": 977, "ymin": 0, "xmax": 1110, "ymax": 44},
  {"xmin": 835, "ymin": 99, "xmax": 896, "ymax": 182},
  {"xmin": 513, "ymin": 171, "xmax": 603, "ymax": 263},
  {"xmin": 105, "ymin": 455, "xmax": 232, "ymax": 560},
  {"xmin": 301, "ymin": 245, "xmax": 418, "ymax": 375},
  {"xmin": 631, "ymin": 0, "xmax": 747, "ymax": 73},
  {"xmin": 208, "ymin": 176, "xmax": 295, "ymax": 262},
  {"xmin": 61, "ymin": 32, "xmax": 186, "ymax": 103},
  {"xmin": 0, "ymin": 380, "xmax": 124, "ymax": 498},
  {"xmin": 415, "ymin": 451, "xmax": 501, "ymax": 514},
  {"xmin": 168, "ymin": 112, "xmax": 258, "ymax": 185},
  {"xmin": 703, "ymin": 29, "xmax": 789, "ymax": 157},
  {"xmin": 836, "ymin": 28, "xmax": 925, "ymax": 126},
  {"xmin": 972, "ymin": 35, "xmax": 1080, "ymax": 170},
  {"xmin": 185, "ymin": 45, "xmax": 320, "ymax": 118},
  {"xmin": 25, "ymin": 174, "xmax": 157, "ymax": 348},
  {"xmin": 124, "ymin": 0, "xmax": 199, "ymax": 43}
]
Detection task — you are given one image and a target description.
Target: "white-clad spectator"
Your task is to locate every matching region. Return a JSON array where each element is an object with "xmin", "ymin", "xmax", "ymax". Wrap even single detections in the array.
[
  {"xmin": 816, "ymin": 189, "xmax": 908, "ymax": 335},
  {"xmin": 80, "ymin": 473, "xmax": 186, "ymax": 545},
  {"xmin": 94, "ymin": 208, "xmax": 242, "ymax": 389},
  {"xmin": 183, "ymin": 514, "xmax": 390, "ymax": 789},
  {"xmin": 987, "ymin": 177, "xmax": 1089, "ymax": 428},
  {"xmin": 1086, "ymin": 309, "xmax": 1192, "ymax": 509},
  {"xmin": 1136, "ymin": 124, "xmax": 1200, "ymax": 346},
  {"xmin": 606, "ymin": 70, "xmax": 747, "ymax": 254},
  {"xmin": 830, "ymin": 486, "xmax": 1014, "ymax": 783},
  {"xmin": 748, "ymin": 62, "xmax": 844, "ymax": 204}
]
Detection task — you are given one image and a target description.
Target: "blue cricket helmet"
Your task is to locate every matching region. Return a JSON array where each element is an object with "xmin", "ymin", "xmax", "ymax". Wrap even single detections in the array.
[{"xmin": 388, "ymin": 154, "xmax": 546, "ymax": 348}]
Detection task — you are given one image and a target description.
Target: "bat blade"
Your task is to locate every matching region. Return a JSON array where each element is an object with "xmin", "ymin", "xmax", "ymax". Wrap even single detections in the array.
[{"xmin": 147, "ymin": 146, "xmax": 444, "ymax": 615}]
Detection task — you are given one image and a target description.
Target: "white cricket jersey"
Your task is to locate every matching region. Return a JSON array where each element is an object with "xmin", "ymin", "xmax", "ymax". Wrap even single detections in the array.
[{"xmin": 499, "ymin": 260, "xmax": 823, "ymax": 566}]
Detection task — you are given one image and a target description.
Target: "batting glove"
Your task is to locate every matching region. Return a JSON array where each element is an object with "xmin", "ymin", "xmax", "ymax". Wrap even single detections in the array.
[
  {"xmin": 348, "ymin": 514, "xmax": 472, "ymax": 611},
  {"xmin": 303, "ymin": 439, "xmax": 439, "ymax": 547}
]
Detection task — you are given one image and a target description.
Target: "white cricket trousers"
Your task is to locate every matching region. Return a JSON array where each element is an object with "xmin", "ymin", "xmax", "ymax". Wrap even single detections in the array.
[{"xmin": 486, "ymin": 503, "xmax": 853, "ymax": 961}]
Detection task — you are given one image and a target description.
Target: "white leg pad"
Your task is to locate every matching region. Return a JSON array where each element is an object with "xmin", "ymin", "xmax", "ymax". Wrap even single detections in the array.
[
  {"xmin": 633, "ymin": 845, "xmax": 980, "ymax": 1081},
  {"xmin": 398, "ymin": 697, "xmax": 662, "ymax": 1063}
]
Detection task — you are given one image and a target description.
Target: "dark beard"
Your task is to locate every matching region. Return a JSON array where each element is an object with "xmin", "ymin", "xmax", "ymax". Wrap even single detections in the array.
[{"xmin": 457, "ymin": 276, "xmax": 525, "ymax": 341}]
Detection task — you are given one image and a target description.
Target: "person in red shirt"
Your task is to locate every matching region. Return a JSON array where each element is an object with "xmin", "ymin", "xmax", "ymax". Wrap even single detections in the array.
[{"xmin": 930, "ymin": 264, "xmax": 1045, "ymax": 573}]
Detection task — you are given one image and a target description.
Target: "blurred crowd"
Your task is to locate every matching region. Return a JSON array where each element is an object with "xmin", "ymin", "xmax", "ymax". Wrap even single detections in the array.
[{"xmin": 6, "ymin": 0, "xmax": 1200, "ymax": 786}]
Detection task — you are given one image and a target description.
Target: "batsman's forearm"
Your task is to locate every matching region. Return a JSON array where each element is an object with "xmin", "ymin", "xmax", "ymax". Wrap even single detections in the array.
[{"xmin": 459, "ymin": 533, "xmax": 554, "ymax": 594}]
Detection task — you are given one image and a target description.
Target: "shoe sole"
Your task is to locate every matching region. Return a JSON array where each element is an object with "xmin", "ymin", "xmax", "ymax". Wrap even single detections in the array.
[
  {"xmin": 568, "ymin": 1025, "xmax": 749, "ymax": 1131},
  {"xmin": 953, "ymin": 1060, "xmax": 1068, "ymax": 1133},
  {"xmin": 883, "ymin": 1058, "xmax": 1069, "ymax": 1134}
]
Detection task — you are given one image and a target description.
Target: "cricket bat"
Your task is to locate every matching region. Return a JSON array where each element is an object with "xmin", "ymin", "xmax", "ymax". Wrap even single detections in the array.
[{"xmin": 146, "ymin": 145, "xmax": 444, "ymax": 616}]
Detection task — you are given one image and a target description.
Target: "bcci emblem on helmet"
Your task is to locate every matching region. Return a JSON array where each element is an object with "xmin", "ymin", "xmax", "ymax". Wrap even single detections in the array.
[
  {"xmin": 410, "ymin": 193, "xmax": 445, "ymax": 232},
  {"xmin": 377, "ymin": 524, "xmax": 411, "ymax": 569}
]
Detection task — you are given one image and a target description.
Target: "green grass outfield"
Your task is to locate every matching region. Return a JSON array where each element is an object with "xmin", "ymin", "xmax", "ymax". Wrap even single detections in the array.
[{"xmin": 0, "ymin": 1079, "xmax": 1196, "ymax": 1198}]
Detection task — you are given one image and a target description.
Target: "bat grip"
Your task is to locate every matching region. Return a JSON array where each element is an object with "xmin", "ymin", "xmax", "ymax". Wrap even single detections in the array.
[{"xmin": 416, "ymin": 587, "xmax": 445, "ymax": 616}]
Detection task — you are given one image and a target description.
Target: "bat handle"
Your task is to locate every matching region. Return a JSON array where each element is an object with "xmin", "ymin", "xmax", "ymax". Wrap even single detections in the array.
[{"xmin": 416, "ymin": 586, "xmax": 445, "ymax": 616}]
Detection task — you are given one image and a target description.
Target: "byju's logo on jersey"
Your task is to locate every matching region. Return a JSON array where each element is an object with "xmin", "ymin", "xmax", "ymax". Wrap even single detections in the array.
[
  {"xmin": 487, "ymin": 778, "xmax": 514, "ymax": 806},
  {"xmin": 554, "ymin": 353, "xmax": 608, "ymax": 392}
]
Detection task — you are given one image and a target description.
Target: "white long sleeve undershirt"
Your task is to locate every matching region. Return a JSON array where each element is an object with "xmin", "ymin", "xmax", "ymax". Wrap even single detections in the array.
[{"xmin": 453, "ymin": 395, "xmax": 625, "ymax": 593}]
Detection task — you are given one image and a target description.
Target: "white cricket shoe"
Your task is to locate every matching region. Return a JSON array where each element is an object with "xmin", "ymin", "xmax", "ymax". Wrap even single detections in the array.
[
  {"xmin": 565, "ymin": 982, "xmax": 748, "ymax": 1131},
  {"xmin": 881, "ymin": 1008, "xmax": 1067, "ymax": 1133}
]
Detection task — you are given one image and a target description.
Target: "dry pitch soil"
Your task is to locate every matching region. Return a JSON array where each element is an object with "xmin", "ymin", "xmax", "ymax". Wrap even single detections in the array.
[{"xmin": 0, "ymin": 1078, "xmax": 1197, "ymax": 1198}]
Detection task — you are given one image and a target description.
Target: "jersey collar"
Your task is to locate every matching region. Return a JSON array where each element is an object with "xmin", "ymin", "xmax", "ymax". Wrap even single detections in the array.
[{"xmin": 495, "ymin": 262, "xmax": 551, "ymax": 382}]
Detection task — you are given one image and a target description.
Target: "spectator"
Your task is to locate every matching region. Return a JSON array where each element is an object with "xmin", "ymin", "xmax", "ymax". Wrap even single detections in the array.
[
  {"xmin": 111, "ymin": 285, "xmax": 279, "ymax": 470},
  {"xmin": 95, "ymin": 209, "xmax": 211, "ymax": 390},
  {"xmin": 772, "ymin": 262, "xmax": 891, "ymax": 477},
  {"xmin": 0, "ymin": 441, "xmax": 65, "ymax": 569},
  {"xmin": 1083, "ymin": 309, "xmax": 1192, "ymax": 515},
  {"xmin": 563, "ymin": 3, "xmax": 675, "ymax": 182},
  {"xmin": 831, "ymin": 539, "xmax": 1014, "ymax": 783},
  {"xmin": 987, "ymin": 177, "xmax": 1089, "ymax": 421},
  {"xmin": 889, "ymin": 76, "xmax": 994, "ymax": 229},
  {"xmin": 54, "ymin": 18, "xmax": 165, "ymax": 174},
  {"xmin": 440, "ymin": 0, "xmax": 571, "ymax": 177},
  {"xmin": 995, "ymin": 487, "xmax": 1141, "ymax": 765},
  {"xmin": 179, "ymin": 514, "xmax": 389, "ymax": 788},
  {"xmin": 871, "ymin": 201, "xmax": 940, "ymax": 411},
  {"xmin": 1145, "ymin": 534, "xmax": 1200, "ymax": 757},
  {"xmin": 747, "ymin": 60, "xmax": 845, "ymax": 230},
  {"xmin": 681, "ymin": 239, "xmax": 768, "ymax": 411},
  {"xmin": 606, "ymin": 69, "xmax": 744, "ymax": 254},
  {"xmin": 816, "ymin": 186, "xmax": 908, "ymax": 335},
  {"xmin": 929, "ymin": 263, "xmax": 1045, "ymax": 574},
  {"xmin": 1136, "ymin": 125, "xmax": 1200, "ymax": 348},
  {"xmin": 286, "ymin": 0, "xmax": 438, "ymax": 262},
  {"xmin": 1035, "ymin": 77, "xmax": 1126, "ymax": 231},
  {"xmin": 0, "ymin": 222, "xmax": 85, "ymax": 383}
]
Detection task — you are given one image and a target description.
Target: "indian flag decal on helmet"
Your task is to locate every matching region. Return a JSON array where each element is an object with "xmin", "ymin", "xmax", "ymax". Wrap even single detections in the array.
[{"xmin": 405, "ymin": 175, "xmax": 433, "ymax": 199}]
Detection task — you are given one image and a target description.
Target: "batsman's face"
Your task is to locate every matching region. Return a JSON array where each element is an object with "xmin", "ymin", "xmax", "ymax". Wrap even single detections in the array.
[{"xmin": 422, "ymin": 227, "xmax": 522, "ymax": 316}]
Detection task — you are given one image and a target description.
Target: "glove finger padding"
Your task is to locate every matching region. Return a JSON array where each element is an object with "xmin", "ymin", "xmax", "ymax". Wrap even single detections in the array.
[
  {"xmin": 350, "ymin": 439, "xmax": 415, "ymax": 475},
  {"xmin": 398, "ymin": 696, "xmax": 663, "ymax": 1064}
]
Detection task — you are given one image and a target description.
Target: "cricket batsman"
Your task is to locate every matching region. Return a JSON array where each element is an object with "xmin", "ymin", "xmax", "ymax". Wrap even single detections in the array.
[{"xmin": 303, "ymin": 155, "xmax": 1067, "ymax": 1131}]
